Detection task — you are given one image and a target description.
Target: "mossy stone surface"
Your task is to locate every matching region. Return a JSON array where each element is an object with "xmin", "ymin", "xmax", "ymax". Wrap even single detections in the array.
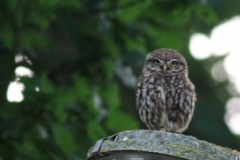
[{"xmin": 87, "ymin": 130, "xmax": 240, "ymax": 160}]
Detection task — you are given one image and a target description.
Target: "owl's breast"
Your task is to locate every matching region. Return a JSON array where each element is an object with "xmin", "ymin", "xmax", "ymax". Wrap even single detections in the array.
[
  {"xmin": 163, "ymin": 75, "xmax": 196, "ymax": 119},
  {"xmin": 136, "ymin": 75, "xmax": 166, "ymax": 110}
]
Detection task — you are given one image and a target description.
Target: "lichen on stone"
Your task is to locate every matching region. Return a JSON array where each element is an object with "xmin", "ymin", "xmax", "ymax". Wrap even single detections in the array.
[{"xmin": 87, "ymin": 130, "xmax": 240, "ymax": 160}]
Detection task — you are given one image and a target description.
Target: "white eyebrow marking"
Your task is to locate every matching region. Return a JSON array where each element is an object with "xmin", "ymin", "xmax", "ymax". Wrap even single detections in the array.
[
  {"xmin": 153, "ymin": 57, "xmax": 164, "ymax": 63},
  {"xmin": 170, "ymin": 59, "xmax": 179, "ymax": 62}
]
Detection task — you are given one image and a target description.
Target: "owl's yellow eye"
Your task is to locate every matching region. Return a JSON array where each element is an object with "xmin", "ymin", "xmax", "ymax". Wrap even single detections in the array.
[
  {"xmin": 171, "ymin": 61, "xmax": 178, "ymax": 66},
  {"xmin": 154, "ymin": 59, "xmax": 160, "ymax": 65}
]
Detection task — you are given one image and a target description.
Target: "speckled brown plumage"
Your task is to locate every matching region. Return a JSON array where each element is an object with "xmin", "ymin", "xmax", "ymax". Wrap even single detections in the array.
[{"xmin": 136, "ymin": 48, "xmax": 196, "ymax": 133}]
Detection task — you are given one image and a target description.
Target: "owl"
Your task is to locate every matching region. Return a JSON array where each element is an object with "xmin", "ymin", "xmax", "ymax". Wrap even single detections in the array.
[{"xmin": 136, "ymin": 48, "xmax": 196, "ymax": 133}]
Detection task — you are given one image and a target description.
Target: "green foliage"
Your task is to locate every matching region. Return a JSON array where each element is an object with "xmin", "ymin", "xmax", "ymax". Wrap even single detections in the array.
[
  {"xmin": 0, "ymin": 24, "xmax": 14, "ymax": 48},
  {"xmin": 118, "ymin": 0, "xmax": 152, "ymax": 22},
  {"xmin": 87, "ymin": 120, "xmax": 108, "ymax": 142},
  {"xmin": 1, "ymin": 0, "xmax": 240, "ymax": 159},
  {"xmin": 55, "ymin": 124, "xmax": 76, "ymax": 155}
]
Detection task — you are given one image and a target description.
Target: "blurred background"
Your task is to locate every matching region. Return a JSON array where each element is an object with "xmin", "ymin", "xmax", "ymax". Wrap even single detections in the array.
[{"xmin": 1, "ymin": 0, "xmax": 240, "ymax": 159}]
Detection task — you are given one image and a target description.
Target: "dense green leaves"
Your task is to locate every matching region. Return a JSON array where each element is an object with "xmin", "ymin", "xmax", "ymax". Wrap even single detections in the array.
[
  {"xmin": 0, "ymin": 24, "xmax": 14, "ymax": 48},
  {"xmin": 1, "ymin": 0, "xmax": 240, "ymax": 159},
  {"xmin": 118, "ymin": 0, "xmax": 151, "ymax": 22}
]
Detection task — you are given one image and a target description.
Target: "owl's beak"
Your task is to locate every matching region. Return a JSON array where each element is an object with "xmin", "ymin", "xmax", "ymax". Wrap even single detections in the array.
[{"xmin": 163, "ymin": 65, "xmax": 167, "ymax": 72}]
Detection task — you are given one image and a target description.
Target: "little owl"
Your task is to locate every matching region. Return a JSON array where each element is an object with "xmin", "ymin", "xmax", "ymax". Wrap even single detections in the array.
[{"xmin": 136, "ymin": 48, "xmax": 196, "ymax": 133}]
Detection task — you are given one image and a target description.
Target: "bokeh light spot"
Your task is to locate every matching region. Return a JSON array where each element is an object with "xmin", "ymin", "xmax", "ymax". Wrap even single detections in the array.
[
  {"xmin": 15, "ymin": 66, "xmax": 34, "ymax": 77},
  {"xmin": 225, "ymin": 98, "xmax": 240, "ymax": 135},
  {"xmin": 7, "ymin": 66, "xmax": 34, "ymax": 102},
  {"xmin": 211, "ymin": 16, "xmax": 240, "ymax": 56},
  {"xmin": 7, "ymin": 82, "xmax": 24, "ymax": 102},
  {"xmin": 189, "ymin": 33, "xmax": 212, "ymax": 60}
]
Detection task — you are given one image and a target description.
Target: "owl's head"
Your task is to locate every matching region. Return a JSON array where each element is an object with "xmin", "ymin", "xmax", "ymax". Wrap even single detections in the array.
[{"xmin": 143, "ymin": 48, "xmax": 188, "ymax": 76}]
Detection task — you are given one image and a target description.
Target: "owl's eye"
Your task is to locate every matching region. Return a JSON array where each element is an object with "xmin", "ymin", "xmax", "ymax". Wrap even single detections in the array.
[
  {"xmin": 154, "ymin": 59, "xmax": 160, "ymax": 65},
  {"xmin": 171, "ymin": 61, "xmax": 178, "ymax": 67}
]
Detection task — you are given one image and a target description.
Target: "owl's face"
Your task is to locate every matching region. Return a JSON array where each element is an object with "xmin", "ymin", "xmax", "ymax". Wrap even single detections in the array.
[{"xmin": 143, "ymin": 48, "xmax": 187, "ymax": 76}]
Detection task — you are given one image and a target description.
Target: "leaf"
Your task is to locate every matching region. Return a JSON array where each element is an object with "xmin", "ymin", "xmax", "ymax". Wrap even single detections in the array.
[
  {"xmin": 53, "ymin": 104, "xmax": 67, "ymax": 123},
  {"xmin": 38, "ymin": 0, "xmax": 58, "ymax": 8},
  {"xmin": 55, "ymin": 87, "xmax": 78, "ymax": 106},
  {"xmin": 118, "ymin": 1, "xmax": 151, "ymax": 22},
  {"xmin": 5, "ymin": 0, "xmax": 18, "ymax": 12},
  {"xmin": 73, "ymin": 75, "xmax": 92, "ymax": 99},
  {"xmin": 55, "ymin": 125, "xmax": 76, "ymax": 155},
  {"xmin": 101, "ymin": 58, "xmax": 115, "ymax": 79},
  {"xmin": 102, "ymin": 36, "xmax": 119, "ymax": 59},
  {"xmin": 170, "ymin": 6, "xmax": 192, "ymax": 26},
  {"xmin": 87, "ymin": 121, "xmax": 108, "ymax": 142},
  {"xmin": 27, "ymin": 11, "xmax": 50, "ymax": 29},
  {"xmin": 0, "ymin": 24, "xmax": 14, "ymax": 49},
  {"xmin": 194, "ymin": 5, "xmax": 219, "ymax": 24},
  {"xmin": 58, "ymin": 0, "xmax": 81, "ymax": 9},
  {"xmin": 106, "ymin": 111, "xmax": 139, "ymax": 131},
  {"xmin": 145, "ymin": 25, "xmax": 183, "ymax": 50},
  {"xmin": 121, "ymin": 33, "xmax": 145, "ymax": 51},
  {"xmin": 155, "ymin": 30, "xmax": 183, "ymax": 51},
  {"xmin": 39, "ymin": 73, "xmax": 56, "ymax": 95},
  {"xmin": 22, "ymin": 30, "xmax": 49, "ymax": 48},
  {"xmin": 100, "ymin": 83, "xmax": 120, "ymax": 110}
]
